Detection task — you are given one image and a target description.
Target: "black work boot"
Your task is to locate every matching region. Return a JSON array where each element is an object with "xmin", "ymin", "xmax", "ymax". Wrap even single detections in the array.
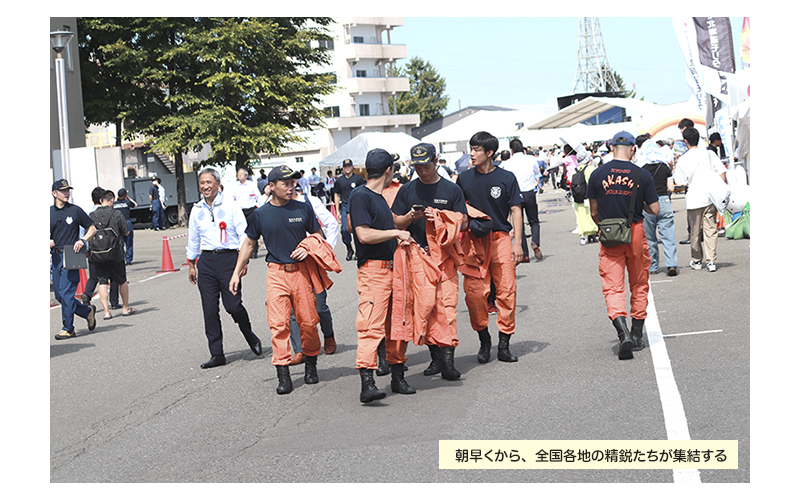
[
  {"xmin": 497, "ymin": 333, "xmax": 518, "ymax": 362},
  {"xmin": 612, "ymin": 316, "xmax": 634, "ymax": 360},
  {"xmin": 477, "ymin": 328, "xmax": 492, "ymax": 364},
  {"xmin": 390, "ymin": 363, "xmax": 416, "ymax": 394},
  {"xmin": 304, "ymin": 355, "xmax": 319, "ymax": 384},
  {"xmin": 345, "ymin": 243, "xmax": 354, "ymax": 261},
  {"xmin": 376, "ymin": 338, "xmax": 390, "ymax": 376},
  {"xmin": 359, "ymin": 368, "xmax": 386, "ymax": 403},
  {"xmin": 440, "ymin": 345, "xmax": 461, "ymax": 380},
  {"xmin": 423, "ymin": 345, "xmax": 443, "ymax": 376},
  {"xmin": 276, "ymin": 365, "xmax": 293, "ymax": 394},
  {"xmin": 630, "ymin": 318, "xmax": 646, "ymax": 351}
]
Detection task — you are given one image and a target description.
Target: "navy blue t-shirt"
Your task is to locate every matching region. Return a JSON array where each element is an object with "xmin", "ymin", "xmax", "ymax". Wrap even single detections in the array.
[
  {"xmin": 455, "ymin": 166, "xmax": 523, "ymax": 232},
  {"xmin": 586, "ymin": 159, "xmax": 658, "ymax": 223},
  {"xmin": 349, "ymin": 184, "xmax": 397, "ymax": 267},
  {"xmin": 50, "ymin": 202, "xmax": 94, "ymax": 248},
  {"xmin": 332, "ymin": 173, "xmax": 365, "ymax": 207},
  {"xmin": 391, "ymin": 178, "xmax": 467, "ymax": 247},
  {"xmin": 113, "ymin": 198, "xmax": 136, "ymax": 221},
  {"xmin": 246, "ymin": 200, "xmax": 321, "ymax": 264}
]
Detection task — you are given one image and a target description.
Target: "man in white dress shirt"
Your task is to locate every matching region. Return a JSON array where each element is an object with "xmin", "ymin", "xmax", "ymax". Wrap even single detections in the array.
[
  {"xmin": 187, "ymin": 167, "xmax": 263, "ymax": 369},
  {"xmin": 501, "ymin": 138, "xmax": 543, "ymax": 262}
]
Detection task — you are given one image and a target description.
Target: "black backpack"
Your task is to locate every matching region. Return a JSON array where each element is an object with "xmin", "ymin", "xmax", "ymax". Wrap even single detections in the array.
[
  {"xmin": 571, "ymin": 165, "xmax": 588, "ymax": 204},
  {"xmin": 88, "ymin": 212, "xmax": 120, "ymax": 263}
]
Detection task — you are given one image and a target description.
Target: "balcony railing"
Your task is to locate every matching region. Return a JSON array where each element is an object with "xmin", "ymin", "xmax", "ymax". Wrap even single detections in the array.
[
  {"xmin": 345, "ymin": 77, "xmax": 409, "ymax": 95},
  {"xmin": 342, "ymin": 43, "xmax": 406, "ymax": 62}
]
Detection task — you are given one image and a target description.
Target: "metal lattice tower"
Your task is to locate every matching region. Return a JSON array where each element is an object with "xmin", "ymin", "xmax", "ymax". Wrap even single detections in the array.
[{"xmin": 572, "ymin": 17, "xmax": 620, "ymax": 94}]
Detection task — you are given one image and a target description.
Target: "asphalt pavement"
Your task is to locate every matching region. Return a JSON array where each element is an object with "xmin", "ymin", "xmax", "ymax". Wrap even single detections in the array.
[{"xmin": 49, "ymin": 189, "xmax": 750, "ymax": 484}]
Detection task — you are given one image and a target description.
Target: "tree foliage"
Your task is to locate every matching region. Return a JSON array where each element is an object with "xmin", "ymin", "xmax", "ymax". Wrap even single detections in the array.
[
  {"xmin": 77, "ymin": 17, "xmax": 337, "ymax": 225},
  {"xmin": 390, "ymin": 56, "xmax": 449, "ymax": 125}
]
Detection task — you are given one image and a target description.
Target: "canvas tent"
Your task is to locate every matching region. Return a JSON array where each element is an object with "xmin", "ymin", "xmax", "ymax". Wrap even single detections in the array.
[{"xmin": 318, "ymin": 132, "xmax": 421, "ymax": 168}]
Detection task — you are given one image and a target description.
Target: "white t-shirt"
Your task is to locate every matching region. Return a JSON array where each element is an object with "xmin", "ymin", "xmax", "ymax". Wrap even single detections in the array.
[{"xmin": 673, "ymin": 148, "xmax": 728, "ymax": 210}]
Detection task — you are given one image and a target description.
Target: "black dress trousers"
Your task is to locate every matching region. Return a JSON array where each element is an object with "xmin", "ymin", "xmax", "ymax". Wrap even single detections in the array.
[{"xmin": 196, "ymin": 250, "xmax": 256, "ymax": 356}]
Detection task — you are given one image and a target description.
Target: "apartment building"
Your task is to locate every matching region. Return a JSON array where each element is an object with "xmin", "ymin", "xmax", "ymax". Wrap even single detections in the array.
[{"xmin": 259, "ymin": 17, "xmax": 420, "ymax": 169}]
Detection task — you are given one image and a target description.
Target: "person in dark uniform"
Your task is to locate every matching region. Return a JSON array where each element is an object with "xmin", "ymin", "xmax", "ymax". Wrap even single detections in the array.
[
  {"xmin": 113, "ymin": 188, "xmax": 137, "ymax": 265},
  {"xmin": 149, "ymin": 177, "xmax": 165, "ymax": 230},
  {"xmin": 186, "ymin": 168, "xmax": 262, "ymax": 369},
  {"xmin": 50, "ymin": 179, "xmax": 98, "ymax": 340},
  {"xmin": 392, "ymin": 142, "xmax": 468, "ymax": 381},
  {"xmin": 229, "ymin": 166, "xmax": 325, "ymax": 395},
  {"xmin": 456, "ymin": 131, "xmax": 525, "ymax": 364},
  {"xmin": 350, "ymin": 149, "xmax": 414, "ymax": 403},
  {"xmin": 332, "ymin": 159, "xmax": 365, "ymax": 261}
]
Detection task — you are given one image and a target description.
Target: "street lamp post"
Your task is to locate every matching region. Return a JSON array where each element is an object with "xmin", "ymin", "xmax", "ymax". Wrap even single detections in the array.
[{"xmin": 50, "ymin": 30, "xmax": 74, "ymax": 187}]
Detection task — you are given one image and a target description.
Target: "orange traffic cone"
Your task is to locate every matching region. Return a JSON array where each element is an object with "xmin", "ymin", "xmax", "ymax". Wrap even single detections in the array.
[
  {"xmin": 74, "ymin": 268, "xmax": 88, "ymax": 298},
  {"xmin": 157, "ymin": 235, "xmax": 180, "ymax": 273}
]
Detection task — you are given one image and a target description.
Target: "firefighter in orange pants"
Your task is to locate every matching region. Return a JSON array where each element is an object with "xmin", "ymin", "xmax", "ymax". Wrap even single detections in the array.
[
  {"xmin": 392, "ymin": 143, "xmax": 468, "ymax": 380},
  {"xmin": 230, "ymin": 166, "xmax": 326, "ymax": 394},
  {"xmin": 587, "ymin": 131, "xmax": 660, "ymax": 360},
  {"xmin": 456, "ymin": 132, "xmax": 525, "ymax": 364},
  {"xmin": 349, "ymin": 148, "xmax": 413, "ymax": 403}
]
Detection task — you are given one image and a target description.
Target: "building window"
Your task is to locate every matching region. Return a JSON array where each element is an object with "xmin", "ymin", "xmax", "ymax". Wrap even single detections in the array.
[
  {"xmin": 353, "ymin": 36, "xmax": 364, "ymax": 44},
  {"xmin": 320, "ymin": 38, "xmax": 334, "ymax": 50},
  {"xmin": 295, "ymin": 157, "xmax": 304, "ymax": 163},
  {"xmin": 324, "ymin": 106, "xmax": 340, "ymax": 118},
  {"xmin": 356, "ymin": 70, "xmax": 367, "ymax": 78},
  {"xmin": 359, "ymin": 104, "xmax": 370, "ymax": 117}
]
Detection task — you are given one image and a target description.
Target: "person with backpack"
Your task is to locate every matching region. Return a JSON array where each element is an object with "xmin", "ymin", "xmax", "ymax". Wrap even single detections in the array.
[
  {"xmin": 566, "ymin": 143, "xmax": 598, "ymax": 245},
  {"xmin": 89, "ymin": 190, "xmax": 134, "ymax": 319}
]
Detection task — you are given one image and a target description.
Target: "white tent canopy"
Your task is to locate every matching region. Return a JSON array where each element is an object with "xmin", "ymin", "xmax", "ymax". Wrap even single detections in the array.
[
  {"xmin": 319, "ymin": 132, "xmax": 421, "ymax": 167},
  {"xmin": 518, "ymin": 121, "xmax": 636, "ymax": 149},
  {"xmin": 420, "ymin": 108, "xmax": 548, "ymax": 145}
]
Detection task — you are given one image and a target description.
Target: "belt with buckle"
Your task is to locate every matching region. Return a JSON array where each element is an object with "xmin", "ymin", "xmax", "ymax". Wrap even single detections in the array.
[
  {"xmin": 380, "ymin": 260, "xmax": 393, "ymax": 270},
  {"xmin": 281, "ymin": 263, "xmax": 299, "ymax": 272},
  {"xmin": 52, "ymin": 247, "xmax": 63, "ymax": 254},
  {"xmin": 202, "ymin": 248, "xmax": 237, "ymax": 255}
]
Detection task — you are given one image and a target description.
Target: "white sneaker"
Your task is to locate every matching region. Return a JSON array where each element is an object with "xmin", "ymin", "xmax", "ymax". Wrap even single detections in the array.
[
  {"xmin": 690, "ymin": 260, "xmax": 702, "ymax": 270},
  {"xmin": 707, "ymin": 261, "xmax": 717, "ymax": 272},
  {"xmin": 580, "ymin": 237, "xmax": 587, "ymax": 246}
]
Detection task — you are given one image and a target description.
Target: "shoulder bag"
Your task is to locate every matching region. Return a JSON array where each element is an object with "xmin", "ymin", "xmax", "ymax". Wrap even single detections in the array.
[{"xmin": 598, "ymin": 167, "xmax": 640, "ymax": 247}]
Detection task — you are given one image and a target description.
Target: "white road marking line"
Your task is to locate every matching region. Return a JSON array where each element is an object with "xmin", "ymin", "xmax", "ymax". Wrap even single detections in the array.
[
  {"xmin": 650, "ymin": 279, "xmax": 674, "ymax": 284},
  {"xmin": 51, "ymin": 272, "xmax": 177, "ymax": 311},
  {"xmin": 662, "ymin": 329, "xmax": 723, "ymax": 338},
  {"xmin": 645, "ymin": 287, "xmax": 702, "ymax": 483}
]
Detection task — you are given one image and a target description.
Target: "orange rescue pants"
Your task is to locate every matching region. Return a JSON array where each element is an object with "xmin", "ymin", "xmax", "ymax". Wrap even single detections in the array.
[
  {"xmin": 462, "ymin": 231, "xmax": 516, "ymax": 335},
  {"xmin": 598, "ymin": 220, "xmax": 651, "ymax": 321},
  {"xmin": 356, "ymin": 261, "xmax": 408, "ymax": 369},
  {"xmin": 430, "ymin": 263, "xmax": 460, "ymax": 347},
  {"xmin": 267, "ymin": 262, "xmax": 320, "ymax": 365}
]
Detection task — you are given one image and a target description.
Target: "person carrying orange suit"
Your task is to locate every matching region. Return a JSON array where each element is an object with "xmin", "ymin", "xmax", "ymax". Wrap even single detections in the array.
[
  {"xmin": 392, "ymin": 142, "xmax": 468, "ymax": 380},
  {"xmin": 349, "ymin": 148, "xmax": 414, "ymax": 404},
  {"xmin": 456, "ymin": 131, "xmax": 525, "ymax": 365},
  {"xmin": 229, "ymin": 166, "xmax": 325, "ymax": 395}
]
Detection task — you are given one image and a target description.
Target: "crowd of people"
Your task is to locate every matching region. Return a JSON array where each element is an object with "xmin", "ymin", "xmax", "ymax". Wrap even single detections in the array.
[{"xmin": 50, "ymin": 119, "xmax": 735, "ymax": 401}]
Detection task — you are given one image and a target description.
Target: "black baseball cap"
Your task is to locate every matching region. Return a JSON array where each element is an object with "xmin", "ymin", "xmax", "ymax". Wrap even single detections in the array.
[
  {"xmin": 365, "ymin": 148, "xmax": 394, "ymax": 173},
  {"xmin": 52, "ymin": 179, "xmax": 72, "ymax": 191},
  {"xmin": 409, "ymin": 143, "xmax": 436, "ymax": 166},
  {"xmin": 342, "ymin": 159, "xmax": 353, "ymax": 167},
  {"xmin": 268, "ymin": 165, "xmax": 302, "ymax": 183},
  {"xmin": 118, "ymin": 188, "xmax": 128, "ymax": 197}
]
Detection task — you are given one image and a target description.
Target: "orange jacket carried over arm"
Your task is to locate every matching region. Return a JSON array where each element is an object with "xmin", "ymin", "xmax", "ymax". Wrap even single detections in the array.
[
  {"xmin": 297, "ymin": 233, "xmax": 342, "ymax": 294},
  {"xmin": 390, "ymin": 241, "xmax": 442, "ymax": 345},
  {"xmin": 457, "ymin": 205, "xmax": 492, "ymax": 279},
  {"xmin": 425, "ymin": 208, "xmax": 465, "ymax": 279}
]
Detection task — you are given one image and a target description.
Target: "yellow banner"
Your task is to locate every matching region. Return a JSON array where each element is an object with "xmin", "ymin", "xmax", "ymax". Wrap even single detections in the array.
[{"xmin": 439, "ymin": 440, "xmax": 737, "ymax": 469}]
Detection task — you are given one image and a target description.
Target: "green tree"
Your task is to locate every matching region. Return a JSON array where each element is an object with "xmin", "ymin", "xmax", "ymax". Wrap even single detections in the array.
[
  {"xmin": 77, "ymin": 17, "xmax": 337, "ymax": 226},
  {"xmin": 390, "ymin": 56, "xmax": 449, "ymax": 125}
]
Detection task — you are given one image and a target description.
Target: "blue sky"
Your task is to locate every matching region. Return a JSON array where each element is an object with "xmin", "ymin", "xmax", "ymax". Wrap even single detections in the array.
[{"xmin": 391, "ymin": 17, "xmax": 747, "ymax": 116}]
